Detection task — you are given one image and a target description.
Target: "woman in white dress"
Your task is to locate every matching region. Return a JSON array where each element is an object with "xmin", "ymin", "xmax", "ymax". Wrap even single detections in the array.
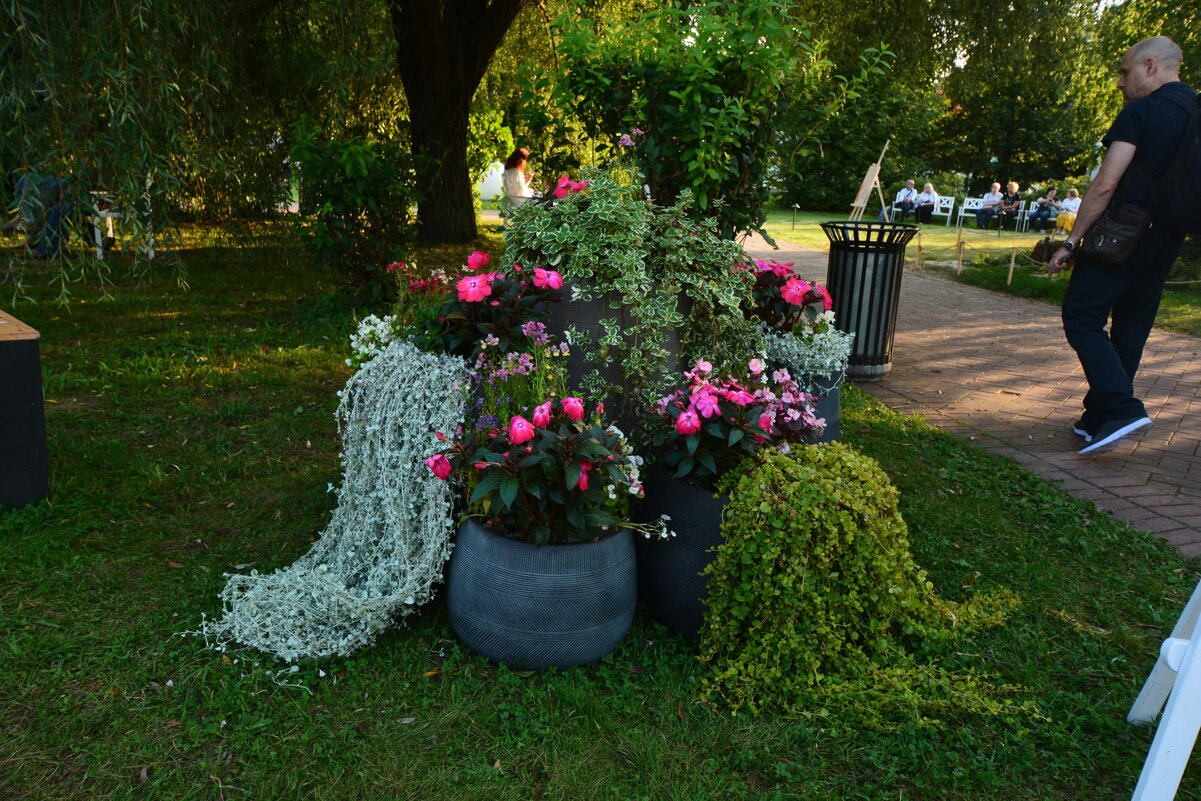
[
  {"xmin": 501, "ymin": 148, "xmax": 534, "ymax": 210},
  {"xmin": 914, "ymin": 183, "xmax": 939, "ymax": 224}
]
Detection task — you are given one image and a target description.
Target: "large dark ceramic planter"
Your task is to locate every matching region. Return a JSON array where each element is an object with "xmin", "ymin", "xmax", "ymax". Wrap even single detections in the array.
[
  {"xmin": 634, "ymin": 470, "xmax": 729, "ymax": 644},
  {"xmin": 543, "ymin": 280, "xmax": 691, "ymax": 423},
  {"xmin": 447, "ymin": 519, "xmax": 637, "ymax": 669}
]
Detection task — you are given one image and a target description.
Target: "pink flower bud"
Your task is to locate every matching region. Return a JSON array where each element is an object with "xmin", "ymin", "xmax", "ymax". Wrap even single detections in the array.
[
  {"xmin": 424, "ymin": 454, "xmax": 452, "ymax": 480},
  {"xmin": 675, "ymin": 409, "xmax": 702, "ymax": 436},
  {"xmin": 562, "ymin": 397, "xmax": 585, "ymax": 421},
  {"xmin": 532, "ymin": 401, "xmax": 552, "ymax": 428}
]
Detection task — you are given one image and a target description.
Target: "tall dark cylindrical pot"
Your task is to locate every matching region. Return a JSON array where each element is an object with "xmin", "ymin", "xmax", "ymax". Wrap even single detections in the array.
[
  {"xmin": 805, "ymin": 370, "xmax": 842, "ymax": 444},
  {"xmin": 634, "ymin": 470, "xmax": 728, "ymax": 643},
  {"xmin": 447, "ymin": 519, "xmax": 637, "ymax": 669}
]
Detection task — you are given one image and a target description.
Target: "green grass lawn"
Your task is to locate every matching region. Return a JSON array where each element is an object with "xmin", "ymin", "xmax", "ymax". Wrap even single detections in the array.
[{"xmin": 1, "ymin": 224, "xmax": 1200, "ymax": 800}]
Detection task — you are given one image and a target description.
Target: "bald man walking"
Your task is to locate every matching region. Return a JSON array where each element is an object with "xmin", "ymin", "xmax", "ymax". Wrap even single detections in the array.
[{"xmin": 1048, "ymin": 37, "xmax": 1198, "ymax": 455}]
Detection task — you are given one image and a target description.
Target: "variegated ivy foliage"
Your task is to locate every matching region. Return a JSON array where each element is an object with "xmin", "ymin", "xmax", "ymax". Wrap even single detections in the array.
[
  {"xmin": 503, "ymin": 165, "xmax": 760, "ymax": 419},
  {"xmin": 759, "ymin": 320, "xmax": 854, "ymax": 393},
  {"xmin": 194, "ymin": 340, "xmax": 468, "ymax": 662}
]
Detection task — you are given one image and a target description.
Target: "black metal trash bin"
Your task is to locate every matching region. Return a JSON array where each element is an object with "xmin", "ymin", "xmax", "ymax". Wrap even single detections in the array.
[{"xmin": 820, "ymin": 221, "xmax": 918, "ymax": 381}]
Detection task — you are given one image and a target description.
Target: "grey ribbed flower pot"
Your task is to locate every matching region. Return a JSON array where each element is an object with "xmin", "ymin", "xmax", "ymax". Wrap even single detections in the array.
[{"xmin": 447, "ymin": 519, "xmax": 637, "ymax": 670}]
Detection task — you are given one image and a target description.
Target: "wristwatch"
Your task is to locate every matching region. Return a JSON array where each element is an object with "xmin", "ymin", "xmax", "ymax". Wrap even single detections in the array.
[{"xmin": 1061, "ymin": 240, "xmax": 1076, "ymax": 254}]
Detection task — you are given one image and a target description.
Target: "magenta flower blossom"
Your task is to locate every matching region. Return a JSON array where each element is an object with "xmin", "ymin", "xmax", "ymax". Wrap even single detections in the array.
[
  {"xmin": 781, "ymin": 277, "xmax": 812, "ymax": 305},
  {"xmin": 814, "ymin": 283, "xmax": 834, "ymax": 311},
  {"xmin": 676, "ymin": 409, "xmax": 702, "ymax": 435},
  {"xmin": 694, "ymin": 391, "xmax": 721, "ymax": 419},
  {"xmin": 551, "ymin": 175, "xmax": 588, "ymax": 198},
  {"xmin": 466, "ymin": 251, "xmax": 491, "ymax": 271},
  {"xmin": 578, "ymin": 462, "xmax": 592, "ymax": 490},
  {"xmin": 532, "ymin": 401, "xmax": 552, "ymax": 428},
  {"xmin": 424, "ymin": 454, "xmax": 452, "ymax": 480},
  {"xmin": 562, "ymin": 396, "xmax": 585, "ymax": 421},
  {"xmin": 457, "ymin": 274, "xmax": 493, "ymax": 303},
  {"xmin": 533, "ymin": 267, "xmax": 564, "ymax": 289},
  {"xmin": 694, "ymin": 359, "xmax": 713, "ymax": 375},
  {"xmin": 758, "ymin": 413, "xmax": 774, "ymax": 433},
  {"xmin": 386, "ymin": 261, "xmax": 405, "ymax": 273},
  {"xmin": 509, "ymin": 416, "xmax": 535, "ymax": 445}
]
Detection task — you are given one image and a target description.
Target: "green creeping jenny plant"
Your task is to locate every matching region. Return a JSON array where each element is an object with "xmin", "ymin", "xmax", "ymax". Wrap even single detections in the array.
[
  {"xmin": 700, "ymin": 444, "xmax": 1039, "ymax": 727},
  {"xmin": 502, "ymin": 165, "xmax": 760, "ymax": 417}
]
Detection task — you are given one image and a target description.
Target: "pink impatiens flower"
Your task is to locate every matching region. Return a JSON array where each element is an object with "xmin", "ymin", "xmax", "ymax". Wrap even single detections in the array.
[
  {"xmin": 578, "ymin": 462, "xmax": 592, "ymax": 490},
  {"xmin": 424, "ymin": 454, "xmax": 452, "ymax": 480},
  {"xmin": 675, "ymin": 409, "xmax": 702, "ymax": 435},
  {"xmin": 509, "ymin": 416, "xmax": 535, "ymax": 445},
  {"xmin": 562, "ymin": 396, "xmax": 585, "ymax": 421},
  {"xmin": 693, "ymin": 391, "xmax": 721, "ymax": 419},
  {"xmin": 758, "ymin": 413, "xmax": 774, "ymax": 432},
  {"xmin": 532, "ymin": 267, "xmax": 564, "ymax": 289},
  {"xmin": 466, "ymin": 251, "xmax": 490, "ymax": 271},
  {"xmin": 457, "ymin": 274, "xmax": 493, "ymax": 303},
  {"xmin": 813, "ymin": 283, "xmax": 833, "ymax": 311},
  {"xmin": 532, "ymin": 401, "xmax": 552, "ymax": 428},
  {"xmin": 781, "ymin": 277, "xmax": 812, "ymax": 305}
]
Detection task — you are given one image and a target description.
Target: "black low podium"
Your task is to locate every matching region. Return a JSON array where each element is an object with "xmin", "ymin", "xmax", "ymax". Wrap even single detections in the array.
[{"xmin": 0, "ymin": 310, "xmax": 48, "ymax": 509}]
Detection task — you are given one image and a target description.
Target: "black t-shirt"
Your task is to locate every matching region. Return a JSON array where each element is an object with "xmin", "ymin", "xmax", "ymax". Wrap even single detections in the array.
[
  {"xmin": 1103, "ymin": 81, "xmax": 1198, "ymax": 206},
  {"xmin": 1000, "ymin": 192, "xmax": 1020, "ymax": 211}
]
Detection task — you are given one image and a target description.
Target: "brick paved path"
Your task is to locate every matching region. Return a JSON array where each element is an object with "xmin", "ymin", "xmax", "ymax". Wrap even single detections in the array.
[{"xmin": 743, "ymin": 231, "xmax": 1201, "ymax": 558}]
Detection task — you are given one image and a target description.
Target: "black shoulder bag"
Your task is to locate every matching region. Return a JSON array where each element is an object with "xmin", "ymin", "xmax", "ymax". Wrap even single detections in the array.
[
  {"xmin": 1079, "ymin": 169, "xmax": 1152, "ymax": 265},
  {"xmin": 1079, "ymin": 203, "xmax": 1152, "ymax": 265}
]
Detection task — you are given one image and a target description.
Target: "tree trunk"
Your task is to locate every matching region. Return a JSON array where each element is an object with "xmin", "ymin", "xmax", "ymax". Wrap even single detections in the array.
[
  {"xmin": 409, "ymin": 93, "xmax": 478, "ymax": 243},
  {"xmin": 389, "ymin": 0, "xmax": 534, "ymax": 244}
]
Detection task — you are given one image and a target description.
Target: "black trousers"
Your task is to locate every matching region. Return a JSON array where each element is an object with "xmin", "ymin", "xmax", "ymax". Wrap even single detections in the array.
[{"xmin": 1061, "ymin": 226, "xmax": 1185, "ymax": 428}]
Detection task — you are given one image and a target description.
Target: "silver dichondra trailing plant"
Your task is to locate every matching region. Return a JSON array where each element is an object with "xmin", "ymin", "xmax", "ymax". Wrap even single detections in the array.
[{"xmin": 193, "ymin": 340, "xmax": 468, "ymax": 662}]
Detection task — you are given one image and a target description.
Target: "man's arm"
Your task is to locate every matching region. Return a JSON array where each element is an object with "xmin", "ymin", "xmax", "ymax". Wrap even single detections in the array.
[{"xmin": 1047, "ymin": 142, "xmax": 1136, "ymax": 275}]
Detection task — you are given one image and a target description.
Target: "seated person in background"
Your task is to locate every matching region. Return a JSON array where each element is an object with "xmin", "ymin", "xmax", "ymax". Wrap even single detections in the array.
[
  {"xmin": 975, "ymin": 182, "xmax": 1002, "ymax": 229},
  {"xmin": 914, "ymin": 183, "xmax": 938, "ymax": 224},
  {"xmin": 893, "ymin": 179, "xmax": 918, "ymax": 221},
  {"xmin": 501, "ymin": 147, "xmax": 535, "ymax": 210},
  {"xmin": 876, "ymin": 179, "xmax": 917, "ymax": 221},
  {"xmin": 997, "ymin": 181, "xmax": 1021, "ymax": 231},
  {"xmin": 1027, "ymin": 187, "xmax": 1061, "ymax": 233},
  {"xmin": 1055, "ymin": 188, "xmax": 1081, "ymax": 234}
]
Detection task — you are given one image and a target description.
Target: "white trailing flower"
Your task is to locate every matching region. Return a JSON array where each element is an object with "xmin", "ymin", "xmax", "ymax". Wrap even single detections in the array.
[
  {"xmin": 191, "ymin": 340, "xmax": 468, "ymax": 662},
  {"xmin": 759, "ymin": 320, "xmax": 854, "ymax": 391},
  {"xmin": 346, "ymin": 314, "xmax": 402, "ymax": 369}
]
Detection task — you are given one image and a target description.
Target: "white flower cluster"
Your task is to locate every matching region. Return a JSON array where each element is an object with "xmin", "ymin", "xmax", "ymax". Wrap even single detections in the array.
[
  {"xmin": 346, "ymin": 314, "xmax": 402, "ymax": 370},
  {"xmin": 192, "ymin": 340, "xmax": 468, "ymax": 662},
  {"xmin": 759, "ymin": 320, "xmax": 854, "ymax": 390}
]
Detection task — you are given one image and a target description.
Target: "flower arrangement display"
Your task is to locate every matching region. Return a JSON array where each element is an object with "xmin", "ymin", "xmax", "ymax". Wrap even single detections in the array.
[
  {"xmin": 429, "ymin": 397, "xmax": 663, "ymax": 546},
  {"xmin": 502, "ymin": 165, "xmax": 758, "ymax": 418},
  {"xmin": 742, "ymin": 258, "xmax": 854, "ymax": 389},
  {"xmin": 646, "ymin": 358, "xmax": 824, "ymax": 487},
  {"xmin": 410, "ymin": 257, "xmax": 564, "ymax": 359},
  {"xmin": 467, "ymin": 321, "xmax": 569, "ymax": 440}
]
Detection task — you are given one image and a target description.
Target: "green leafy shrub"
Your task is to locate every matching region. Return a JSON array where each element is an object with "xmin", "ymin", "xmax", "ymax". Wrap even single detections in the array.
[
  {"xmin": 700, "ymin": 444, "xmax": 1037, "ymax": 727},
  {"xmin": 502, "ymin": 165, "xmax": 758, "ymax": 417},
  {"xmin": 291, "ymin": 122, "xmax": 417, "ymax": 305}
]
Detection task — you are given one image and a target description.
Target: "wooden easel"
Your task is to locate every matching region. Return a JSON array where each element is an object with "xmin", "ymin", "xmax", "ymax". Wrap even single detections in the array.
[
  {"xmin": 849, "ymin": 140, "xmax": 891, "ymax": 221},
  {"xmin": 1128, "ymin": 576, "xmax": 1201, "ymax": 800}
]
